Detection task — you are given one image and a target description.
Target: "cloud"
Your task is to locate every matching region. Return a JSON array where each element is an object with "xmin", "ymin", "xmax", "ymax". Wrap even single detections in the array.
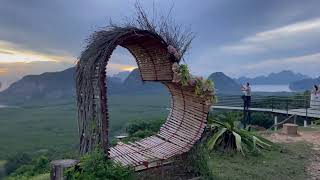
[
  {"xmin": 241, "ymin": 52, "xmax": 320, "ymax": 77},
  {"xmin": 1, "ymin": 0, "xmax": 320, "ymax": 89},
  {"xmin": 220, "ymin": 18, "xmax": 320, "ymax": 54},
  {"xmin": 0, "ymin": 45, "xmax": 138, "ymax": 91},
  {"xmin": 106, "ymin": 47, "xmax": 138, "ymax": 75},
  {"xmin": 0, "ymin": 40, "xmax": 74, "ymax": 63},
  {"xmin": 0, "ymin": 68, "xmax": 8, "ymax": 74},
  {"xmin": 0, "ymin": 39, "xmax": 76, "ymax": 91},
  {"xmin": 107, "ymin": 63, "xmax": 137, "ymax": 74},
  {"xmin": 219, "ymin": 44, "xmax": 265, "ymax": 54}
]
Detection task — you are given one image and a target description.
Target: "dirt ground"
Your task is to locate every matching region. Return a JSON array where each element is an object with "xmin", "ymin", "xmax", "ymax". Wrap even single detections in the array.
[{"xmin": 264, "ymin": 128, "xmax": 320, "ymax": 180}]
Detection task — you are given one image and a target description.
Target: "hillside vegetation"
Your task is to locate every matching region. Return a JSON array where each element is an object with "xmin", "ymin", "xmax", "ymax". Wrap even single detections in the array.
[{"xmin": 0, "ymin": 94, "xmax": 170, "ymax": 159}]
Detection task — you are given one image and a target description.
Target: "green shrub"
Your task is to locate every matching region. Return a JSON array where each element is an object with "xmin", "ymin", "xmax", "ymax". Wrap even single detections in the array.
[
  {"xmin": 65, "ymin": 149, "xmax": 134, "ymax": 180},
  {"xmin": 7, "ymin": 155, "xmax": 49, "ymax": 178},
  {"xmin": 126, "ymin": 119, "xmax": 164, "ymax": 136},
  {"xmin": 120, "ymin": 119, "xmax": 165, "ymax": 143},
  {"xmin": 250, "ymin": 112, "xmax": 273, "ymax": 129},
  {"xmin": 207, "ymin": 114, "xmax": 273, "ymax": 154},
  {"xmin": 0, "ymin": 160, "xmax": 6, "ymax": 179},
  {"xmin": 4, "ymin": 148, "xmax": 76, "ymax": 179},
  {"xmin": 4, "ymin": 153, "xmax": 32, "ymax": 175},
  {"xmin": 184, "ymin": 144, "xmax": 213, "ymax": 179},
  {"xmin": 130, "ymin": 130, "xmax": 154, "ymax": 138}
]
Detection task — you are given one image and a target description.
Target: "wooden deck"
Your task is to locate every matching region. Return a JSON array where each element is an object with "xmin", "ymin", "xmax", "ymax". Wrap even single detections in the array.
[
  {"xmin": 109, "ymin": 82, "xmax": 210, "ymax": 171},
  {"xmin": 211, "ymin": 106, "xmax": 320, "ymax": 118}
]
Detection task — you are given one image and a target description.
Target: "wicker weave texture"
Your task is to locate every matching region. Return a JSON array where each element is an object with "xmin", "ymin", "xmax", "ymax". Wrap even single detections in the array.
[{"xmin": 76, "ymin": 28, "xmax": 211, "ymax": 170}]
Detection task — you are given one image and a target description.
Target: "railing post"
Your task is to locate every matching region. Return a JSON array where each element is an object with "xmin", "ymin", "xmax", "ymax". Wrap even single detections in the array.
[
  {"xmin": 286, "ymin": 98, "xmax": 289, "ymax": 116},
  {"xmin": 304, "ymin": 119, "xmax": 307, "ymax": 127},
  {"xmin": 242, "ymin": 95, "xmax": 247, "ymax": 128},
  {"xmin": 294, "ymin": 115, "xmax": 297, "ymax": 124},
  {"xmin": 274, "ymin": 115, "xmax": 278, "ymax": 131},
  {"xmin": 271, "ymin": 96, "xmax": 274, "ymax": 112},
  {"xmin": 305, "ymin": 95, "xmax": 308, "ymax": 127}
]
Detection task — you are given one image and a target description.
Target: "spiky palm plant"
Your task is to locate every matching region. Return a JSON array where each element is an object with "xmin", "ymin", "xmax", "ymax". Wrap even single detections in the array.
[{"xmin": 207, "ymin": 114, "xmax": 272, "ymax": 155}]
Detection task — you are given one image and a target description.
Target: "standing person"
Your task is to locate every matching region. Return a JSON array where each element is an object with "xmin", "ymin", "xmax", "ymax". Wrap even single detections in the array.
[
  {"xmin": 311, "ymin": 85, "xmax": 320, "ymax": 110},
  {"xmin": 311, "ymin": 85, "xmax": 318, "ymax": 94},
  {"xmin": 318, "ymin": 85, "xmax": 320, "ymax": 110},
  {"xmin": 241, "ymin": 82, "xmax": 252, "ymax": 109},
  {"xmin": 241, "ymin": 82, "xmax": 252, "ymax": 128}
]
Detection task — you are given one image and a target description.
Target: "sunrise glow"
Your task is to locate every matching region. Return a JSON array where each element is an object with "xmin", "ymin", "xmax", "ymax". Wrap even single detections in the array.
[
  {"xmin": 0, "ymin": 40, "xmax": 67, "ymax": 64},
  {"xmin": 121, "ymin": 66, "xmax": 137, "ymax": 71},
  {"xmin": 0, "ymin": 68, "xmax": 8, "ymax": 74},
  {"xmin": 0, "ymin": 52, "xmax": 59, "ymax": 63}
]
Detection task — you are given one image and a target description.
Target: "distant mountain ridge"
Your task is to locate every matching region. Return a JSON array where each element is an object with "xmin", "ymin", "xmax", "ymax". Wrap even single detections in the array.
[
  {"xmin": 122, "ymin": 69, "xmax": 166, "ymax": 94},
  {"xmin": 0, "ymin": 68, "xmax": 76, "ymax": 102},
  {"xmin": 289, "ymin": 76, "xmax": 320, "ymax": 91},
  {"xmin": 112, "ymin": 71, "xmax": 130, "ymax": 82},
  {"xmin": 235, "ymin": 70, "xmax": 309, "ymax": 85},
  {"xmin": 208, "ymin": 72, "xmax": 240, "ymax": 94},
  {"xmin": 3, "ymin": 67, "xmax": 307, "ymax": 104},
  {"xmin": 0, "ymin": 67, "xmax": 166, "ymax": 104}
]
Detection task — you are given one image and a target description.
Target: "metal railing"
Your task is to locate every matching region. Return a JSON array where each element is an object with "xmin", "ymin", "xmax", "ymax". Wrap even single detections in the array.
[
  {"xmin": 215, "ymin": 95, "xmax": 320, "ymax": 126},
  {"xmin": 214, "ymin": 94, "xmax": 320, "ymax": 118}
]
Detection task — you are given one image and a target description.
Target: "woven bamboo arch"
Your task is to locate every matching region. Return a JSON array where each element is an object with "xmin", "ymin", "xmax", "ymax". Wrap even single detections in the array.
[{"xmin": 76, "ymin": 28, "xmax": 212, "ymax": 170}]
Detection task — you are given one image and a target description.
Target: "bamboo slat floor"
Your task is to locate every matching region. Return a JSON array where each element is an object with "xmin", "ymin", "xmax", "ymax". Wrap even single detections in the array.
[{"xmin": 109, "ymin": 82, "xmax": 210, "ymax": 171}]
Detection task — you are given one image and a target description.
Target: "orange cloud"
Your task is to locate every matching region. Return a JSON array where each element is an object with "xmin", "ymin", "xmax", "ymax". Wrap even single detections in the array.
[
  {"xmin": 104, "ymin": 63, "xmax": 137, "ymax": 75},
  {"xmin": 121, "ymin": 66, "xmax": 137, "ymax": 72},
  {"xmin": 0, "ymin": 40, "xmax": 74, "ymax": 64},
  {"xmin": 0, "ymin": 68, "xmax": 8, "ymax": 74}
]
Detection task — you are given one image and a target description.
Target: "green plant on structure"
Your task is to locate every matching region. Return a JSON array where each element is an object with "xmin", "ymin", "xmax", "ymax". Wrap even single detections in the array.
[
  {"xmin": 195, "ymin": 78, "xmax": 203, "ymax": 96},
  {"xmin": 179, "ymin": 64, "xmax": 190, "ymax": 86},
  {"xmin": 207, "ymin": 114, "xmax": 272, "ymax": 155},
  {"xmin": 194, "ymin": 78, "xmax": 215, "ymax": 102},
  {"xmin": 204, "ymin": 79, "xmax": 214, "ymax": 91},
  {"xmin": 204, "ymin": 79, "xmax": 216, "ymax": 102}
]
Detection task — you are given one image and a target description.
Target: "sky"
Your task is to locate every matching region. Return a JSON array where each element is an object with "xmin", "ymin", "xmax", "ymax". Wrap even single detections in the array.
[{"xmin": 1, "ymin": 0, "xmax": 320, "ymax": 90}]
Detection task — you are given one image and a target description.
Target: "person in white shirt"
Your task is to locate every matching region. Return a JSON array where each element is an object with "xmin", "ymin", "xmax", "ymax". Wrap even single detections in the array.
[
  {"xmin": 241, "ymin": 82, "xmax": 252, "ymax": 109},
  {"xmin": 241, "ymin": 82, "xmax": 252, "ymax": 128}
]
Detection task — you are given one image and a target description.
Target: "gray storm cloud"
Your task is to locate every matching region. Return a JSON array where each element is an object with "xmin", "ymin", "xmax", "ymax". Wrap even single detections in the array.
[{"xmin": 0, "ymin": 0, "xmax": 320, "ymax": 90}]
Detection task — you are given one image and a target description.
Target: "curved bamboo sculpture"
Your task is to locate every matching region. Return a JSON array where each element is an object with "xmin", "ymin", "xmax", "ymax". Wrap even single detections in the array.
[{"xmin": 76, "ymin": 28, "xmax": 212, "ymax": 171}]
